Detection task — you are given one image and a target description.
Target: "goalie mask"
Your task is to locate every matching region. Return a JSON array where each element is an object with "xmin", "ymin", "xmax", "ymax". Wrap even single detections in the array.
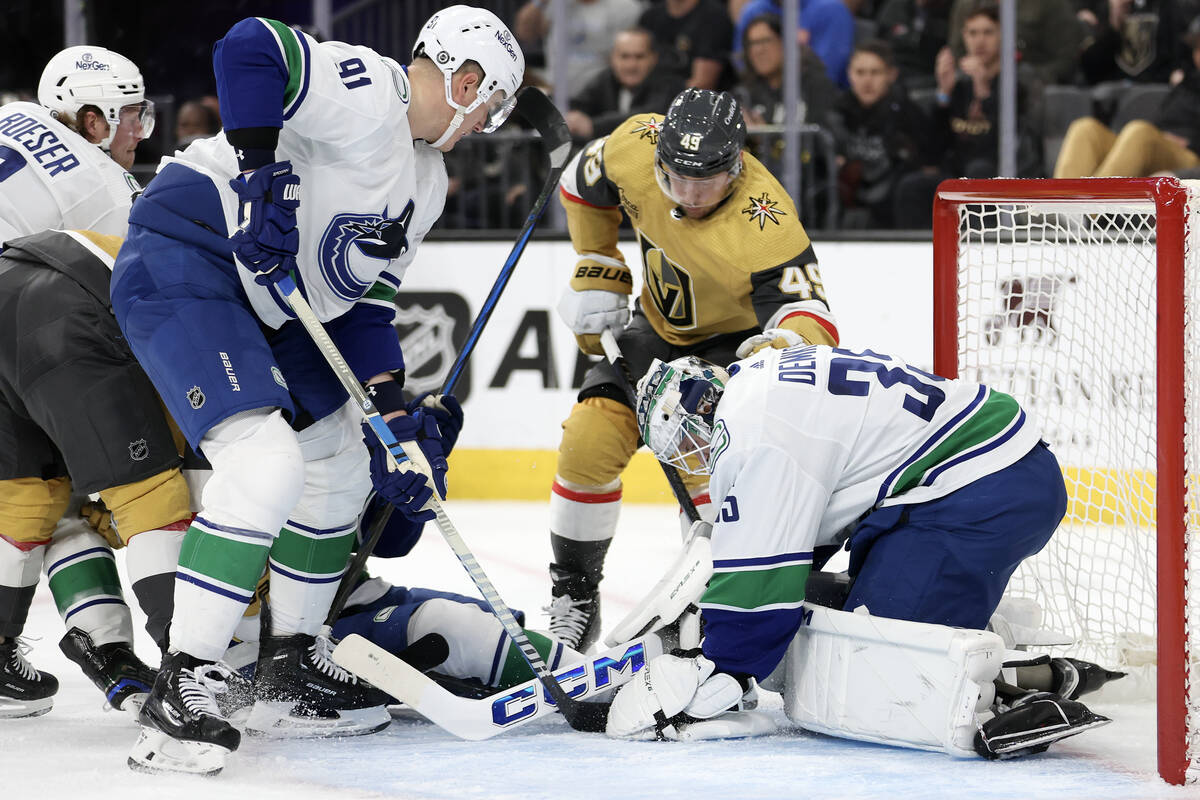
[
  {"xmin": 636, "ymin": 357, "xmax": 731, "ymax": 475},
  {"xmin": 38, "ymin": 46, "xmax": 155, "ymax": 150}
]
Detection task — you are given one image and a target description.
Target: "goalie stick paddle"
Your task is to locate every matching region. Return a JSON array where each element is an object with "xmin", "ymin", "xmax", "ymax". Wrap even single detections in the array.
[
  {"xmin": 275, "ymin": 274, "xmax": 604, "ymax": 734},
  {"xmin": 332, "ymin": 633, "xmax": 663, "ymax": 739},
  {"xmin": 599, "ymin": 329, "xmax": 701, "ymax": 523},
  {"xmin": 321, "ymin": 88, "xmax": 569, "ymax": 627}
]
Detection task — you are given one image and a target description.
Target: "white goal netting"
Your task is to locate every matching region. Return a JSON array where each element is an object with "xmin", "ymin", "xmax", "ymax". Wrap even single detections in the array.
[{"xmin": 935, "ymin": 179, "xmax": 1200, "ymax": 784}]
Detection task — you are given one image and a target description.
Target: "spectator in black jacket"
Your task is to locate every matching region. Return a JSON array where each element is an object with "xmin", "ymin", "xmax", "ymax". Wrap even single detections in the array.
[
  {"xmin": 732, "ymin": 13, "xmax": 838, "ymax": 127},
  {"xmin": 1056, "ymin": 19, "xmax": 1200, "ymax": 177},
  {"xmin": 566, "ymin": 27, "xmax": 684, "ymax": 140},
  {"xmin": 1079, "ymin": 0, "xmax": 1184, "ymax": 85},
  {"xmin": 893, "ymin": 2, "xmax": 1044, "ymax": 228},
  {"xmin": 825, "ymin": 40, "xmax": 932, "ymax": 228}
]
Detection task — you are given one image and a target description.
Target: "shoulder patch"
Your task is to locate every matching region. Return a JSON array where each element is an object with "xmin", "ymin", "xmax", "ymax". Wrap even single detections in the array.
[
  {"xmin": 629, "ymin": 115, "xmax": 664, "ymax": 144},
  {"xmin": 741, "ymin": 192, "xmax": 787, "ymax": 230}
]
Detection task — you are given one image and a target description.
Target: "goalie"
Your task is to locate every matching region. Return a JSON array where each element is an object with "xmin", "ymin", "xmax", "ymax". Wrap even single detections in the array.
[{"xmin": 605, "ymin": 344, "xmax": 1121, "ymax": 759}]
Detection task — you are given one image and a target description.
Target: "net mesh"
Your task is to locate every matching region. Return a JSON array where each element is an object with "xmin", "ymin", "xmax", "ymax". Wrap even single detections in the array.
[{"xmin": 944, "ymin": 182, "xmax": 1200, "ymax": 782}]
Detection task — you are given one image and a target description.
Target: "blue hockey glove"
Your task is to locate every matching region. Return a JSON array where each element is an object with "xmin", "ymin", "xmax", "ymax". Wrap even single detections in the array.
[
  {"xmin": 229, "ymin": 160, "xmax": 300, "ymax": 285},
  {"xmin": 362, "ymin": 414, "xmax": 448, "ymax": 521},
  {"xmin": 408, "ymin": 393, "xmax": 464, "ymax": 455}
]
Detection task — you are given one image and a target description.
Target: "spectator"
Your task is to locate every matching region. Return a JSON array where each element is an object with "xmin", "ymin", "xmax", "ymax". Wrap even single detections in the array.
[
  {"xmin": 1054, "ymin": 18, "xmax": 1200, "ymax": 178},
  {"xmin": 893, "ymin": 2, "xmax": 1044, "ymax": 228},
  {"xmin": 948, "ymin": 0, "xmax": 1082, "ymax": 85},
  {"xmin": 733, "ymin": 13, "xmax": 838, "ymax": 126},
  {"xmin": 731, "ymin": 0, "xmax": 855, "ymax": 88},
  {"xmin": 875, "ymin": 0, "xmax": 952, "ymax": 89},
  {"xmin": 567, "ymin": 28, "xmax": 684, "ymax": 139},
  {"xmin": 515, "ymin": 0, "xmax": 644, "ymax": 96},
  {"xmin": 1078, "ymin": 0, "xmax": 1183, "ymax": 85},
  {"xmin": 825, "ymin": 40, "xmax": 932, "ymax": 228},
  {"xmin": 639, "ymin": 0, "xmax": 735, "ymax": 90},
  {"xmin": 174, "ymin": 98, "xmax": 221, "ymax": 148}
]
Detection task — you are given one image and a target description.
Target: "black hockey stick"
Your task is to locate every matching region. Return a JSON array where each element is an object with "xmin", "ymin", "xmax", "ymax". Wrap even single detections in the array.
[
  {"xmin": 599, "ymin": 330, "xmax": 701, "ymax": 524},
  {"xmin": 322, "ymin": 88, "xmax": 570, "ymax": 629}
]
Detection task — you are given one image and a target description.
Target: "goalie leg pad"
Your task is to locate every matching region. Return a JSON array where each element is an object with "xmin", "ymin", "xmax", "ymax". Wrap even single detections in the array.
[{"xmin": 783, "ymin": 604, "xmax": 1004, "ymax": 757}]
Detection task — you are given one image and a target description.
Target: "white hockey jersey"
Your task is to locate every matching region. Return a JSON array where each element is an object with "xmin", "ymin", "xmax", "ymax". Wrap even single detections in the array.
[
  {"xmin": 167, "ymin": 21, "xmax": 447, "ymax": 329},
  {"xmin": 0, "ymin": 101, "xmax": 140, "ymax": 242}
]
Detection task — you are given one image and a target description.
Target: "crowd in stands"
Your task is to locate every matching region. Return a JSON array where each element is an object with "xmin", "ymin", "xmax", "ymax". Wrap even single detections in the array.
[{"xmin": 516, "ymin": 0, "xmax": 1200, "ymax": 230}]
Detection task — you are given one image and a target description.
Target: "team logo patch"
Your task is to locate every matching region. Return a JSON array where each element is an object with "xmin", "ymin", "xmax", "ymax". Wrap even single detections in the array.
[
  {"xmin": 742, "ymin": 193, "xmax": 786, "ymax": 230},
  {"xmin": 373, "ymin": 605, "xmax": 397, "ymax": 623},
  {"xmin": 631, "ymin": 116, "xmax": 663, "ymax": 144},
  {"xmin": 638, "ymin": 231, "xmax": 696, "ymax": 329},
  {"xmin": 128, "ymin": 438, "xmax": 148, "ymax": 462},
  {"xmin": 186, "ymin": 385, "xmax": 205, "ymax": 410},
  {"xmin": 318, "ymin": 201, "xmax": 415, "ymax": 302},
  {"xmin": 271, "ymin": 366, "xmax": 288, "ymax": 389}
]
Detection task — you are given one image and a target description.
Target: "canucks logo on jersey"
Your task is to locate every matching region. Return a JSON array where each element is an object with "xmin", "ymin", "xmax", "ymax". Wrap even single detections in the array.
[{"xmin": 318, "ymin": 200, "xmax": 414, "ymax": 301}]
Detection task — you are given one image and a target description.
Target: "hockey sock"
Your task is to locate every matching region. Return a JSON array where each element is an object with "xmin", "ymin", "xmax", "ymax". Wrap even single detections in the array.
[
  {"xmin": 266, "ymin": 519, "xmax": 357, "ymax": 636},
  {"xmin": 493, "ymin": 629, "xmax": 579, "ymax": 688},
  {"xmin": 126, "ymin": 525, "xmax": 188, "ymax": 651},
  {"xmin": 171, "ymin": 518, "xmax": 273, "ymax": 661},
  {"xmin": 0, "ymin": 536, "xmax": 43, "ymax": 638},
  {"xmin": 44, "ymin": 520, "xmax": 132, "ymax": 646}
]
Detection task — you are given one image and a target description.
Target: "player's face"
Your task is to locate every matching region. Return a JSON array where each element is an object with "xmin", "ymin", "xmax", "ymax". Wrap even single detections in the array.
[
  {"xmin": 107, "ymin": 101, "xmax": 155, "ymax": 170},
  {"xmin": 438, "ymin": 81, "xmax": 514, "ymax": 152},
  {"xmin": 848, "ymin": 52, "xmax": 895, "ymax": 107},
  {"xmin": 658, "ymin": 163, "xmax": 735, "ymax": 218},
  {"xmin": 745, "ymin": 21, "xmax": 783, "ymax": 79}
]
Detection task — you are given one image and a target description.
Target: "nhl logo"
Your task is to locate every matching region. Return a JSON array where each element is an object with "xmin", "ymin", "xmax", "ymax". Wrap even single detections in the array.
[
  {"xmin": 186, "ymin": 385, "xmax": 206, "ymax": 410},
  {"xmin": 393, "ymin": 302, "xmax": 458, "ymax": 395},
  {"xmin": 128, "ymin": 438, "xmax": 148, "ymax": 462}
]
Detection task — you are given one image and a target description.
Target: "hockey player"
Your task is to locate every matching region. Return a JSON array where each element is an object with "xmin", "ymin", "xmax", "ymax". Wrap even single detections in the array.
[
  {"xmin": 606, "ymin": 346, "xmax": 1114, "ymax": 758},
  {"xmin": 0, "ymin": 48, "xmax": 172, "ymax": 719},
  {"xmin": 110, "ymin": 8, "xmax": 524, "ymax": 775},
  {"xmin": 548, "ymin": 87, "xmax": 839, "ymax": 651},
  {"xmin": 0, "ymin": 46, "xmax": 152, "ymax": 242}
]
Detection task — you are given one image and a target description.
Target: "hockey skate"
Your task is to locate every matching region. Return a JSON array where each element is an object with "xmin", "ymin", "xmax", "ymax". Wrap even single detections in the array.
[
  {"xmin": 128, "ymin": 651, "xmax": 241, "ymax": 776},
  {"xmin": 59, "ymin": 627, "xmax": 157, "ymax": 714},
  {"xmin": 0, "ymin": 637, "xmax": 58, "ymax": 718},
  {"xmin": 546, "ymin": 567, "xmax": 601, "ymax": 652},
  {"xmin": 244, "ymin": 632, "xmax": 391, "ymax": 738}
]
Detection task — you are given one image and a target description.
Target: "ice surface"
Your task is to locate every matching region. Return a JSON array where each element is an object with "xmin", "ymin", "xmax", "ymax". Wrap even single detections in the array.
[{"xmin": 4, "ymin": 501, "xmax": 1197, "ymax": 800}]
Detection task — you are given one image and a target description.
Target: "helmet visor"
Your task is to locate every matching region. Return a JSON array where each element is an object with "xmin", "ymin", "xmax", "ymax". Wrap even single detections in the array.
[
  {"xmin": 481, "ymin": 89, "xmax": 517, "ymax": 134},
  {"xmin": 654, "ymin": 159, "xmax": 736, "ymax": 211},
  {"xmin": 116, "ymin": 99, "xmax": 155, "ymax": 139}
]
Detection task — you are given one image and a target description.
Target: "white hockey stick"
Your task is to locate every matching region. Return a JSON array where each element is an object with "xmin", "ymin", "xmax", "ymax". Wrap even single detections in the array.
[{"xmin": 332, "ymin": 633, "xmax": 663, "ymax": 740}]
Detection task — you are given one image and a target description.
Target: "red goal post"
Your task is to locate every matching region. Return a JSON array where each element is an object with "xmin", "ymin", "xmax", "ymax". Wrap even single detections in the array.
[{"xmin": 932, "ymin": 178, "xmax": 1194, "ymax": 785}]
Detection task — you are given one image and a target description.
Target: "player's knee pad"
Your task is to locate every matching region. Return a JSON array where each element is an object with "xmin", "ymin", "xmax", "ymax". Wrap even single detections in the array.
[
  {"xmin": 782, "ymin": 603, "xmax": 1004, "ymax": 757},
  {"xmin": 289, "ymin": 403, "xmax": 371, "ymax": 529},
  {"xmin": 556, "ymin": 397, "xmax": 638, "ymax": 487},
  {"xmin": 408, "ymin": 597, "xmax": 503, "ymax": 682},
  {"xmin": 98, "ymin": 467, "xmax": 192, "ymax": 543},
  {"xmin": 0, "ymin": 477, "xmax": 72, "ymax": 544},
  {"xmin": 197, "ymin": 409, "xmax": 305, "ymax": 534}
]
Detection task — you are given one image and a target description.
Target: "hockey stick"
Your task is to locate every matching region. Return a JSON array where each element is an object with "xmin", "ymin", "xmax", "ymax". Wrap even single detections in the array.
[
  {"xmin": 599, "ymin": 329, "xmax": 700, "ymax": 524},
  {"xmin": 274, "ymin": 273, "xmax": 606, "ymax": 732},
  {"xmin": 321, "ymin": 88, "xmax": 569, "ymax": 628},
  {"xmin": 332, "ymin": 633, "xmax": 662, "ymax": 740}
]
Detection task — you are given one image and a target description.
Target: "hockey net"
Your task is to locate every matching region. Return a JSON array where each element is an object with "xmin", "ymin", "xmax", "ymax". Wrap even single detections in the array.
[{"xmin": 932, "ymin": 178, "xmax": 1199, "ymax": 785}]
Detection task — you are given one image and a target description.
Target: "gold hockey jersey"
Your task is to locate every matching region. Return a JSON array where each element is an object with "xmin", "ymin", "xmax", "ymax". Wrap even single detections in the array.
[{"xmin": 559, "ymin": 113, "xmax": 838, "ymax": 348}]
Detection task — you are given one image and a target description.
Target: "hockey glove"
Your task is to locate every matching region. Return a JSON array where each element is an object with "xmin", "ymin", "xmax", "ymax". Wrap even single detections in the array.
[
  {"xmin": 362, "ymin": 415, "xmax": 448, "ymax": 523},
  {"xmin": 407, "ymin": 393, "xmax": 464, "ymax": 455},
  {"xmin": 229, "ymin": 161, "xmax": 300, "ymax": 285},
  {"xmin": 735, "ymin": 327, "xmax": 807, "ymax": 359},
  {"xmin": 606, "ymin": 651, "xmax": 747, "ymax": 740},
  {"xmin": 558, "ymin": 255, "xmax": 633, "ymax": 356}
]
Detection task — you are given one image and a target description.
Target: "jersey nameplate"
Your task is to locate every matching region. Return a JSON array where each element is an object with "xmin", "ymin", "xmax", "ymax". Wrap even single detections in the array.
[{"xmin": 0, "ymin": 112, "xmax": 81, "ymax": 176}]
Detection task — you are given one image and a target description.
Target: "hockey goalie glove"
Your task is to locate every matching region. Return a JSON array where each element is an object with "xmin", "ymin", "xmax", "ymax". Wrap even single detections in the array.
[
  {"xmin": 229, "ymin": 161, "xmax": 300, "ymax": 285},
  {"xmin": 735, "ymin": 327, "xmax": 806, "ymax": 360},
  {"xmin": 607, "ymin": 651, "xmax": 751, "ymax": 740},
  {"xmin": 558, "ymin": 255, "xmax": 632, "ymax": 355}
]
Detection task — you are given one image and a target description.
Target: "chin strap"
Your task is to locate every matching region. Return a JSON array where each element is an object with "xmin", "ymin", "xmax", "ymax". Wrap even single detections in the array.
[{"xmin": 428, "ymin": 106, "xmax": 466, "ymax": 149}]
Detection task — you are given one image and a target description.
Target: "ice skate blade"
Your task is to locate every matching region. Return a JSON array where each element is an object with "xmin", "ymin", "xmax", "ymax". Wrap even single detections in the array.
[
  {"xmin": 0, "ymin": 695, "xmax": 53, "ymax": 718},
  {"xmin": 243, "ymin": 700, "xmax": 391, "ymax": 739},
  {"xmin": 127, "ymin": 726, "xmax": 231, "ymax": 775}
]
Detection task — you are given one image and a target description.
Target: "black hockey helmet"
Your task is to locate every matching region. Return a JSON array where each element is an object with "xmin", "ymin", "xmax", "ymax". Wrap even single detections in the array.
[{"xmin": 656, "ymin": 88, "xmax": 746, "ymax": 179}]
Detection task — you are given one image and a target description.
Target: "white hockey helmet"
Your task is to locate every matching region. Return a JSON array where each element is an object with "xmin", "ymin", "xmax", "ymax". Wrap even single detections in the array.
[
  {"xmin": 412, "ymin": 5, "xmax": 525, "ymax": 147},
  {"xmin": 37, "ymin": 45, "xmax": 155, "ymax": 149},
  {"xmin": 636, "ymin": 356, "xmax": 732, "ymax": 475}
]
